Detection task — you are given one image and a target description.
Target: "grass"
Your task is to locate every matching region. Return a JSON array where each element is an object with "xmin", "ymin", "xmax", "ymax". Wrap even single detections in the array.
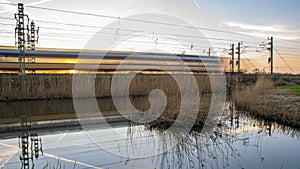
[
  {"xmin": 234, "ymin": 76, "xmax": 300, "ymax": 128},
  {"xmin": 276, "ymin": 85, "xmax": 300, "ymax": 96},
  {"xmin": 234, "ymin": 76, "xmax": 274, "ymax": 110}
]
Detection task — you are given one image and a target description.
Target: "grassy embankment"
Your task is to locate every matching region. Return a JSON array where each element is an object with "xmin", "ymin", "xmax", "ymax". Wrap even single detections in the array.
[{"xmin": 234, "ymin": 76, "xmax": 300, "ymax": 128}]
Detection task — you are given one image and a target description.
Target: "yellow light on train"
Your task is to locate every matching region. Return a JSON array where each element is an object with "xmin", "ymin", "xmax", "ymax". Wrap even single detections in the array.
[
  {"xmin": 69, "ymin": 69, "xmax": 76, "ymax": 74},
  {"xmin": 64, "ymin": 59, "xmax": 77, "ymax": 64}
]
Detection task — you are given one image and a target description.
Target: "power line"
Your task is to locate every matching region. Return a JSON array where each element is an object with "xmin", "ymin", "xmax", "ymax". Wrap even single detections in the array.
[
  {"xmin": 275, "ymin": 53, "xmax": 299, "ymax": 57},
  {"xmin": 241, "ymin": 59, "xmax": 250, "ymax": 70},
  {"xmin": 0, "ymin": 23, "xmax": 258, "ymax": 48},
  {"xmin": 0, "ymin": 18, "xmax": 272, "ymax": 48},
  {"xmin": 2, "ymin": 2, "xmax": 299, "ymax": 48},
  {"xmin": 26, "ymin": 5, "xmax": 252, "ymax": 36},
  {"xmin": 2, "ymin": 29, "xmax": 296, "ymax": 59},
  {"xmin": 241, "ymin": 53, "xmax": 256, "ymax": 68},
  {"xmin": 0, "ymin": 23, "xmax": 15, "ymax": 26},
  {"xmin": 29, "ymin": 20, "xmax": 256, "ymax": 44},
  {"xmin": 277, "ymin": 38, "xmax": 300, "ymax": 44},
  {"xmin": 274, "ymin": 49, "xmax": 295, "ymax": 73},
  {"xmin": 0, "ymin": 2, "xmax": 270, "ymax": 39},
  {"xmin": 0, "ymin": 31, "xmax": 201, "ymax": 51},
  {"xmin": 0, "ymin": 2, "xmax": 16, "ymax": 6},
  {"xmin": 0, "ymin": 16, "xmax": 15, "ymax": 20},
  {"xmin": 276, "ymin": 46, "xmax": 300, "ymax": 52},
  {"xmin": 0, "ymin": 20, "xmax": 258, "ymax": 46}
]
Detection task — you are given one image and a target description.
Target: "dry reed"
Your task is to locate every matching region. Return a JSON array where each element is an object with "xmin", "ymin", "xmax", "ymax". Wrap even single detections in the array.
[
  {"xmin": 234, "ymin": 76, "xmax": 300, "ymax": 128},
  {"xmin": 0, "ymin": 74, "xmax": 211, "ymax": 101},
  {"xmin": 0, "ymin": 74, "xmax": 213, "ymax": 128}
]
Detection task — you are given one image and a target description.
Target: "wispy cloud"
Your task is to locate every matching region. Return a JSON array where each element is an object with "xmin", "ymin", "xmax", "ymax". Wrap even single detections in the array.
[
  {"xmin": 224, "ymin": 22, "xmax": 280, "ymax": 32},
  {"xmin": 237, "ymin": 31, "xmax": 300, "ymax": 40},
  {"xmin": 223, "ymin": 21, "xmax": 300, "ymax": 40},
  {"xmin": 224, "ymin": 21, "xmax": 300, "ymax": 33}
]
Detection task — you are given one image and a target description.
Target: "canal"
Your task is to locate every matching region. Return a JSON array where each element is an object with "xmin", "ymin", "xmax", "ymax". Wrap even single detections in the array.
[{"xmin": 1, "ymin": 102, "xmax": 300, "ymax": 169}]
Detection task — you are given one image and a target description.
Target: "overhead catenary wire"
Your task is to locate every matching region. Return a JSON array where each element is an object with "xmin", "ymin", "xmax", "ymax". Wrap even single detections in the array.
[
  {"xmin": 0, "ymin": 26, "xmax": 257, "ymax": 53},
  {"xmin": 1, "ymin": 24, "xmax": 298, "ymax": 60},
  {"xmin": 274, "ymin": 49, "xmax": 295, "ymax": 73},
  {"xmin": 1, "ymin": 2, "xmax": 299, "ymax": 47},
  {"xmin": 0, "ymin": 20, "xmax": 263, "ymax": 48},
  {"xmin": 0, "ymin": 23, "xmax": 268, "ymax": 49},
  {"xmin": 277, "ymin": 38, "xmax": 300, "ymax": 44},
  {"xmin": 241, "ymin": 53, "xmax": 256, "ymax": 69},
  {"xmin": 0, "ymin": 2, "xmax": 272, "ymax": 40},
  {"xmin": 1, "ymin": 12, "xmax": 296, "ymax": 54}
]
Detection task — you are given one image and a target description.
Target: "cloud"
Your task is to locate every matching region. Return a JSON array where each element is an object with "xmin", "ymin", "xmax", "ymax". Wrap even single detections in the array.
[
  {"xmin": 222, "ymin": 21, "xmax": 300, "ymax": 40},
  {"xmin": 224, "ymin": 22, "xmax": 280, "ymax": 32},
  {"xmin": 237, "ymin": 31, "xmax": 300, "ymax": 40},
  {"xmin": 224, "ymin": 21, "xmax": 300, "ymax": 34}
]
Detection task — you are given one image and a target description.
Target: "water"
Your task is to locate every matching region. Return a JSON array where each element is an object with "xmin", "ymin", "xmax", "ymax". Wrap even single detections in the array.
[{"xmin": 1, "ymin": 104, "xmax": 300, "ymax": 169}]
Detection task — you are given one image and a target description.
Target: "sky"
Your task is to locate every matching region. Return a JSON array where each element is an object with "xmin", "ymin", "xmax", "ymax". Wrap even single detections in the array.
[{"xmin": 0, "ymin": 0, "xmax": 299, "ymax": 73}]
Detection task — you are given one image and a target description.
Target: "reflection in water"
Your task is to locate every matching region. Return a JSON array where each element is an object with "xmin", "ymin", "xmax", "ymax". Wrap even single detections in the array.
[
  {"xmin": 0, "ymin": 104, "xmax": 300, "ymax": 168},
  {"xmin": 0, "ymin": 96, "xmax": 155, "ymax": 124},
  {"xmin": 142, "ymin": 104, "xmax": 300, "ymax": 169},
  {"xmin": 19, "ymin": 116, "xmax": 43, "ymax": 169}
]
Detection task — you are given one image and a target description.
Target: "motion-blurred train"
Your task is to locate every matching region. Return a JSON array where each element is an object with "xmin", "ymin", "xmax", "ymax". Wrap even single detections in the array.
[{"xmin": 0, "ymin": 46, "xmax": 225, "ymax": 74}]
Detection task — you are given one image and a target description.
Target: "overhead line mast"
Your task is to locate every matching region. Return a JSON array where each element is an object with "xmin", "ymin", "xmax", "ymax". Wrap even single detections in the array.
[
  {"xmin": 236, "ymin": 42, "xmax": 241, "ymax": 73},
  {"xmin": 15, "ymin": 3, "xmax": 28, "ymax": 75},
  {"xmin": 229, "ymin": 44, "xmax": 235, "ymax": 74},
  {"xmin": 267, "ymin": 37, "xmax": 274, "ymax": 74},
  {"xmin": 14, "ymin": 3, "xmax": 39, "ymax": 75}
]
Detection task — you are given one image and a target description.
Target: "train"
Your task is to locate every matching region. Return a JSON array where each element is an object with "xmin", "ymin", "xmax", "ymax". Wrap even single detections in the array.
[{"xmin": 0, "ymin": 46, "xmax": 225, "ymax": 73}]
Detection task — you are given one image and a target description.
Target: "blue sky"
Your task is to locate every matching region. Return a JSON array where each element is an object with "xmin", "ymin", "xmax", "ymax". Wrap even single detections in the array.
[
  {"xmin": 196, "ymin": 0, "xmax": 300, "ymax": 40},
  {"xmin": 199, "ymin": 0, "xmax": 300, "ymax": 26}
]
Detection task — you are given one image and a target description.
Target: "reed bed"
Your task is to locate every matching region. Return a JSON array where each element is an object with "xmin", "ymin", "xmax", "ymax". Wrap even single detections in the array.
[
  {"xmin": 0, "ymin": 74, "xmax": 213, "ymax": 127},
  {"xmin": 0, "ymin": 75, "xmax": 73, "ymax": 100},
  {"xmin": 0, "ymin": 74, "xmax": 211, "ymax": 101},
  {"xmin": 234, "ymin": 76, "xmax": 300, "ymax": 128}
]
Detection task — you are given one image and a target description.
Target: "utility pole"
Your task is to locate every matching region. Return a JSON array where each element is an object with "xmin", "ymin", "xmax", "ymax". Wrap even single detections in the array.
[
  {"xmin": 15, "ymin": 3, "xmax": 29, "ymax": 75},
  {"xmin": 27, "ymin": 21, "xmax": 39, "ymax": 66},
  {"xmin": 236, "ymin": 42, "xmax": 241, "ymax": 73},
  {"xmin": 229, "ymin": 44, "xmax": 235, "ymax": 74},
  {"xmin": 229, "ymin": 44, "xmax": 235, "ymax": 111},
  {"xmin": 267, "ymin": 37, "xmax": 274, "ymax": 74},
  {"xmin": 27, "ymin": 21, "xmax": 39, "ymax": 52}
]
